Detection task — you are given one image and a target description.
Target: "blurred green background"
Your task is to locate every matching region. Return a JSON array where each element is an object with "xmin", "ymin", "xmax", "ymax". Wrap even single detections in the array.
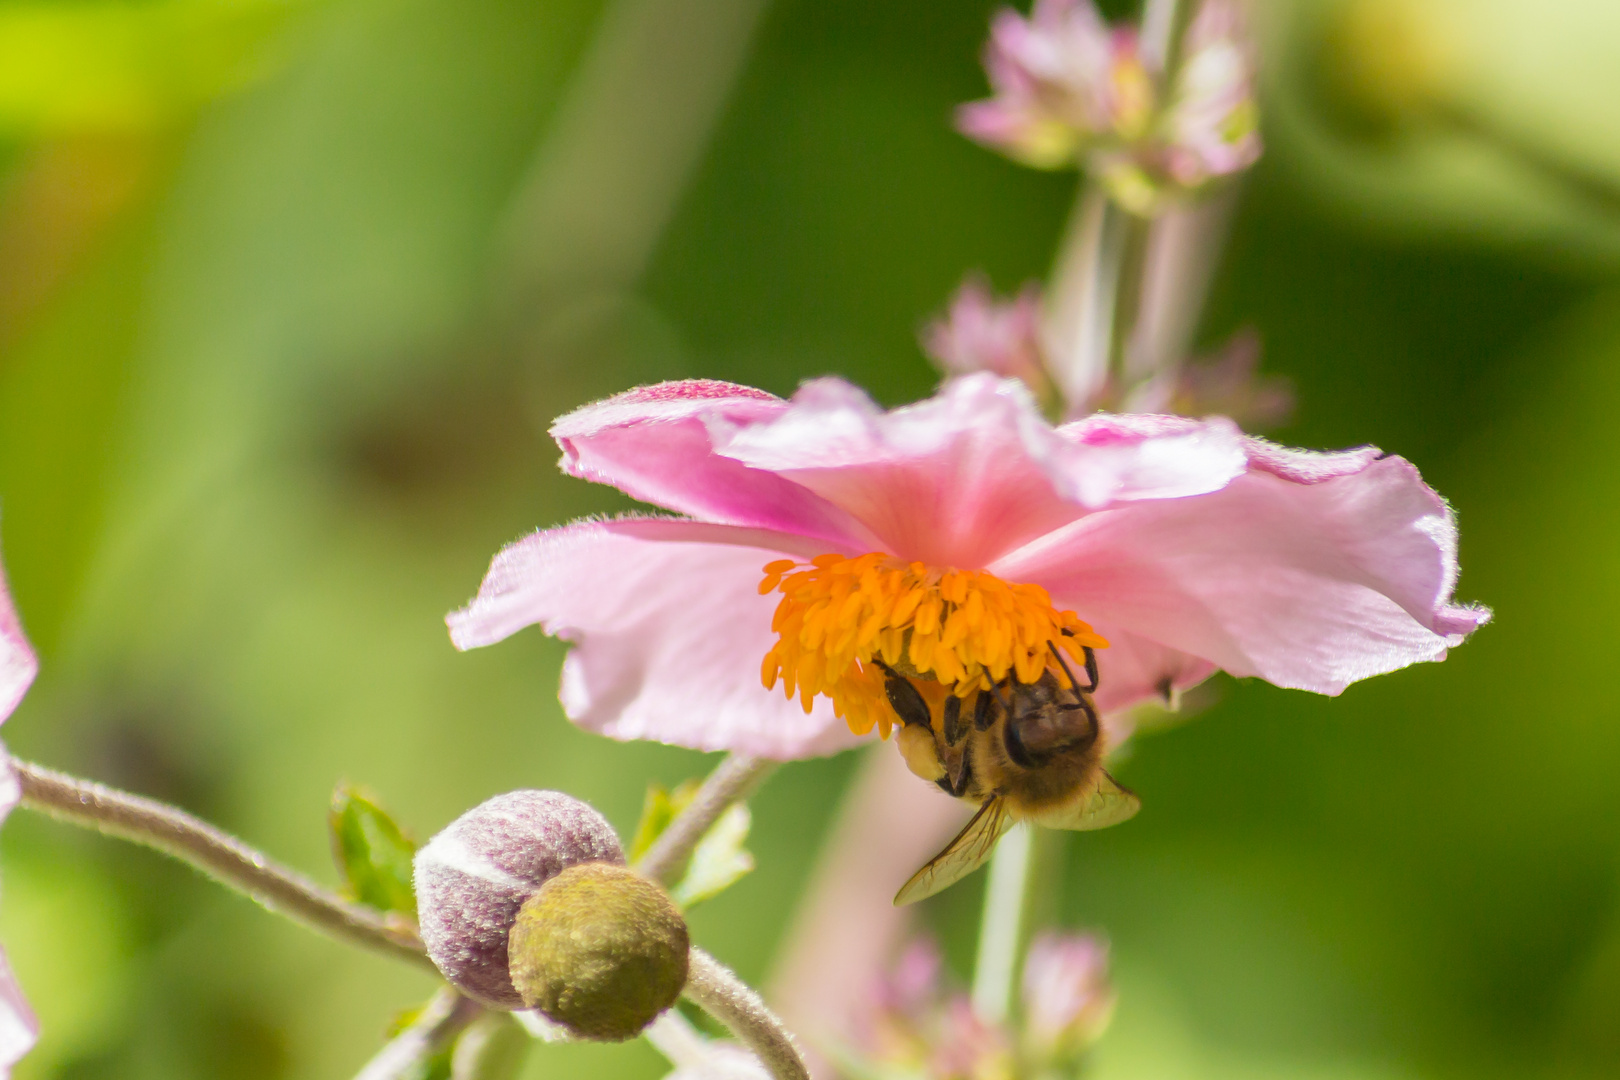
[{"xmin": 0, "ymin": 0, "xmax": 1617, "ymax": 1076}]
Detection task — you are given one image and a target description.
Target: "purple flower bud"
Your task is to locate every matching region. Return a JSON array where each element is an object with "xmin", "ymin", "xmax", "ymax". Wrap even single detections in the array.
[{"xmin": 414, "ymin": 790, "xmax": 624, "ymax": 1009}]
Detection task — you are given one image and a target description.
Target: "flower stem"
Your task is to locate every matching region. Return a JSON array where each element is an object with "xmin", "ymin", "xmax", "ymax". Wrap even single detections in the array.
[
  {"xmin": 1139, "ymin": 0, "xmax": 1183, "ymax": 76},
  {"xmin": 13, "ymin": 754, "xmax": 807, "ymax": 1080},
  {"xmin": 644, "ymin": 1010, "xmax": 715, "ymax": 1070},
  {"xmin": 970, "ymin": 822, "xmax": 1038, "ymax": 1025},
  {"xmin": 684, "ymin": 946, "xmax": 811, "ymax": 1080},
  {"xmin": 10, "ymin": 756, "xmax": 433, "ymax": 970},
  {"xmin": 450, "ymin": 1012, "xmax": 530, "ymax": 1080},
  {"xmin": 636, "ymin": 754, "xmax": 776, "ymax": 886},
  {"xmin": 1042, "ymin": 182, "xmax": 1127, "ymax": 414},
  {"xmin": 352, "ymin": 987, "xmax": 484, "ymax": 1080}
]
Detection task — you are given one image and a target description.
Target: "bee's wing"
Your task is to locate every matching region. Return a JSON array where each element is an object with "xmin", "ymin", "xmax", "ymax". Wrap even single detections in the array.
[
  {"xmin": 893, "ymin": 798, "xmax": 1013, "ymax": 906},
  {"xmin": 1027, "ymin": 770, "xmax": 1140, "ymax": 832}
]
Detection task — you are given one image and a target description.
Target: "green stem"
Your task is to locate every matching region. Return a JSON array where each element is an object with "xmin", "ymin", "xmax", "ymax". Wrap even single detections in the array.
[
  {"xmin": 635, "ymin": 754, "xmax": 776, "ymax": 886},
  {"xmin": 684, "ymin": 947, "xmax": 811, "ymax": 1080},
  {"xmin": 970, "ymin": 823, "xmax": 1038, "ymax": 1025},
  {"xmin": 11, "ymin": 756, "xmax": 432, "ymax": 970},
  {"xmin": 352, "ymin": 988, "xmax": 483, "ymax": 1080}
]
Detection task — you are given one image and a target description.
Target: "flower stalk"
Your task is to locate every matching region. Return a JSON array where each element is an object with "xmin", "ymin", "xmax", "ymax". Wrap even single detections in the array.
[
  {"xmin": 636, "ymin": 753, "xmax": 776, "ymax": 885},
  {"xmin": 971, "ymin": 822, "xmax": 1037, "ymax": 1026},
  {"xmin": 684, "ymin": 947, "xmax": 810, "ymax": 1080},
  {"xmin": 14, "ymin": 752, "xmax": 809, "ymax": 1080},
  {"xmin": 11, "ymin": 755, "xmax": 433, "ymax": 969},
  {"xmin": 352, "ymin": 988, "xmax": 484, "ymax": 1080}
]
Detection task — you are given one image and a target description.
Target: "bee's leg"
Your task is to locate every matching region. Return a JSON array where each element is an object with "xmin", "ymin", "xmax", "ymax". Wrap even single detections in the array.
[
  {"xmin": 972, "ymin": 689, "xmax": 995, "ymax": 731},
  {"xmin": 942, "ymin": 695, "xmax": 967, "ymax": 747},
  {"xmin": 876, "ymin": 660, "xmax": 932, "ymax": 729},
  {"xmin": 949, "ymin": 740, "xmax": 975, "ymax": 798},
  {"xmin": 1049, "ymin": 641, "xmax": 1099, "ymax": 693}
]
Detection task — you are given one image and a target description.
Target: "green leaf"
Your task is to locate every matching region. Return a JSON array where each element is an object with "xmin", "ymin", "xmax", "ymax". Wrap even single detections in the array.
[
  {"xmin": 670, "ymin": 802, "xmax": 754, "ymax": 909},
  {"xmin": 628, "ymin": 779, "xmax": 701, "ymax": 863},
  {"xmin": 329, "ymin": 783, "xmax": 418, "ymax": 917}
]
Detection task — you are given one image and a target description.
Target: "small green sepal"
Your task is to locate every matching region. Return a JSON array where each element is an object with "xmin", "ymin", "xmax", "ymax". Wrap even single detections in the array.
[
  {"xmin": 671, "ymin": 803, "xmax": 754, "ymax": 909},
  {"xmin": 330, "ymin": 782, "xmax": 418, "ymax": 917}
]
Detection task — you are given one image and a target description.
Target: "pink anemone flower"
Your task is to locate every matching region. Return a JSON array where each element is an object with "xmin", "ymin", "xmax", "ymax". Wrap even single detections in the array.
[
  {"xmin": 0, "ymin": 554, "xmax": 38, "ymax": 1077},
  {"xmin": 448, "ymin": 374, "xmax": 1488, "ymax": 760}
]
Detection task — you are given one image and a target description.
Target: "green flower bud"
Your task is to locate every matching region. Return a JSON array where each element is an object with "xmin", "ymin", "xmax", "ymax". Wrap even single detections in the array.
[{"xmin": 508, "ymin": 862, "xmax": 690, "ymax": 1042}]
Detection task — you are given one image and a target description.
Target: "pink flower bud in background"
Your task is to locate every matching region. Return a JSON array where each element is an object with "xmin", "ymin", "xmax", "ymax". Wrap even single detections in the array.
[
  {"xmin": 1160, "ymin": 0, "xmax": 1263, "ymax": 188},
  {"xmin": 922, "ymin": 277, "xmax": 1048, "ymax": 396},
  {"xmin": 1128, "ymin": 328, "xmax": 1294, "ymax": 430},
  {"xmin": 958, "ymin": 0, "xmax": 1263, "ymax": 213},
  {"xmin": 931, "ymin": 995, "xmax": 1015, "ymax": 1080},
  {"xmin": 1020, "ymin": 931, "xmax": 1116, "ymax": 1057},
  {"xmin": 414, "ymin": 790, "xmax": 625, "ymax": 1009},
  {"xmin": 957, "ymin": 0, "xmax": 1149, "ymax": 169}
]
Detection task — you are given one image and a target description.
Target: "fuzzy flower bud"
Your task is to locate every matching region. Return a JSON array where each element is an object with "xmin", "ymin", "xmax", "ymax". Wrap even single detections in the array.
[
  {"xmin": 414, "ymin": 790, "xmax": 624, "ymax": 1009},
  {"xmin": 509, "ymin": 862, "xmax": 690, "ymax": 1041}
]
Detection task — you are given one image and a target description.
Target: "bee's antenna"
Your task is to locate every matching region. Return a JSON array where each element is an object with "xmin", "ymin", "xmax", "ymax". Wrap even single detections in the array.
[{"xmin": 1048, "ymin": 641, "xmax": 1099, "ymax": 694}]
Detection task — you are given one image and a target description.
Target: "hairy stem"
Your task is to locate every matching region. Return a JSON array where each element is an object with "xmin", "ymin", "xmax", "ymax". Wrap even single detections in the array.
[
  {"xmin": 684, "ymin": 947, "xmax": 810, "ymax": 1080},
  {"xmin": 644, "ymin": 1010, "xmax": 715, "ymax": 1070},
  {"xmin": 636, "ymin": 754, "xmax": 776, "ymax": 886},
  {"xmin": 353, "ymin": 988, "xmax": 484, "ymax": 1080},
  {"xmin": 11, "ymin": 757, "xmax": 433, "ymax": 970},
  {"xmin": 13, "ymin": 755, "xmax": 809, "ymax": 1080},
  {"xmin": 450, "ymin": 1012, "xmax": 530, "ymax": 1080}
]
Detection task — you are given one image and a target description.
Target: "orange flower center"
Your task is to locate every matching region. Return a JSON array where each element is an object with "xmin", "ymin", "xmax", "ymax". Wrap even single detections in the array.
[{"xmin": 758, "ymin": 553, "xmax": 1108, "ymax": 738}]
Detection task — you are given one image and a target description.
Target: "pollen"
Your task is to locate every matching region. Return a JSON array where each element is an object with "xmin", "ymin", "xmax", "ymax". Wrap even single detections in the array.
[{"xmin": 759, "ymin": 553, "xmax": 1108, "ymax": 739}]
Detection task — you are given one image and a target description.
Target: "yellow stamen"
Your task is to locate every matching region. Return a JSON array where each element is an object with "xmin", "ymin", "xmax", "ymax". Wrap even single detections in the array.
[{"xmin": 759, "ymin": 553, "xmax": 1109, "ymax": 739}]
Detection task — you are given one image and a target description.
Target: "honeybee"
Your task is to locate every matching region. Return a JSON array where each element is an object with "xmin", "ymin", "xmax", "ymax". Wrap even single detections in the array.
[{"xmin": 881, "ymin": 642, "xmax": 1139, "ymax": 905}]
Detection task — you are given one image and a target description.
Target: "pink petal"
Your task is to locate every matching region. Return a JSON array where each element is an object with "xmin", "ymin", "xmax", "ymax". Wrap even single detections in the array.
[
  {"xmin": 447, "ymin": 519, "xmax": 863, "ymax": 758},
  {"xmin": 551, "ymin": 378, "xmax": 1251, "ymax": 573},
  {"xmin": 1056, "ymin": 411, "xmax": 1248, "ymax": 508},
  {"xmin": 0, "ymin": 565, "xmax": 36, "ymax": 724},
  {"xmin": 0, "ymin": 751, "xmax": 36, "ymax": 1079},
  {"xmin": 1085, "ymin": 624, "xmax": 1216, "ymax": 719},
  {"xmin": 714, "ymin": 376, "xmax": 1245, "ymax": 568},
  {"xmin": 990, "ymin": 453, "xmax": 1489, "ymax": 699},
  {"xmin": 552, "ymin": 381, "xmax": 880, "ymax": 551},
  {"xmin": 0, "ymin": 949, "xmax": 34, "ymax": 1080}
]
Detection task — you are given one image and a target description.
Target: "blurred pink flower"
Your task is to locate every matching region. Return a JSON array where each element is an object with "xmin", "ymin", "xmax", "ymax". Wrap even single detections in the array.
[
  {"xmin": 957, "ymin": 0, "xmax": 1151, "ymax": 169},
  {"xmin": 874, "ymin": 939, "xmax": 944, "ymax": 1022},
  {"xmin": 1124, "ymin": 328, "xmax": 1293, "ymax": 430},
  {"xmin": 921, "ymin": 278, "xmax": 1047, "ymax": 394},
  {"xmin": 1020, "ymin": 932, "xmax": 1115, "ymax": 1057},
  {"xmin": 0, "ymin": 554, "xmax": 38, "ymax": 1079},
  {"xmin": 930, "ymin": 997, "xmax": 1014, "ymax": 1080},
  {"xmin": 849, "ymin": 940, "xmax": 1013, "ymax": 1080},
  {"xmin": 449, "ymin": 374, "xmax": 1488, "ymax": 760},
  {"xmin": 958, "ymin": 0, "xmax": 1262, "ymax": 213},
  {"xmin": 1159, "ymin": 0, "xmax": 1262, "ymax": 188}
]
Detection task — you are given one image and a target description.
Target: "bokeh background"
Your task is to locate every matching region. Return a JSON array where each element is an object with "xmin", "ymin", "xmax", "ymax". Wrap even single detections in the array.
[{"xmin": 0, "ymin": 0, "xmax": 1617, "ymax": 1076}]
